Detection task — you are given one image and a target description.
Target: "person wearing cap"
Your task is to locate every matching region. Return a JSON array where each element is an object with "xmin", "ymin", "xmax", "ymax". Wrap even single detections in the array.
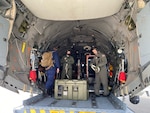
[
  {"xmin": 90, "ymin": 47, "xmax": 109, "ymax": 97},
  {"xmin": 61, "ymin": 50, "xmax": 74, "ymax": 79}
]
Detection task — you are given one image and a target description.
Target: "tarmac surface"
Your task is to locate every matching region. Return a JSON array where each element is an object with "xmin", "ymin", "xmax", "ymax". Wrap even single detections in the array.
[
  {"xmin": 121, "ymin": 87, "xmax": 150, "ymax": 113},
  {"xmin": 123, "ymin": 96, "xmax": 150, "ymax": 113}
]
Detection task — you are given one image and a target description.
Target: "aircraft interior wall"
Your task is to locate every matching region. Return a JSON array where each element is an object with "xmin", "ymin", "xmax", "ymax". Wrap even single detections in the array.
[{"xmin": 2, "ymin": 0, "xmax": 143, "ymax": 98}]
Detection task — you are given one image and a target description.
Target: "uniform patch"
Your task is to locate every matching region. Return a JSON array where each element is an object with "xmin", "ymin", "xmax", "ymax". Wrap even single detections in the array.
[{"xmin": 102, "ymin": 54, "xmax": 105, "ymax": 57}]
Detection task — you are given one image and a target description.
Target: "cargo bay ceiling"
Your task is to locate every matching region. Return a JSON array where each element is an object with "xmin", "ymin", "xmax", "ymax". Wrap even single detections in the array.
[
  {"xmin": 20, "ymin": 0, "xmax": 124, "ymax": 20},
  {"xmin": 13, "ymin": 0, "xmax": 138, "ymax": 65},
  {"xmin": 19, "ymin": 0, "xmax": 125, "ymax": 59},
  {"xmin": 29, "ymin": 19, "xmax": 118, "ymax": 57}
]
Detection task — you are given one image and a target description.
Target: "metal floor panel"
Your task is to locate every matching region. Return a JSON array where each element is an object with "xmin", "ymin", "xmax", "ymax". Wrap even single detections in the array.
[
  {"xmin": 31, "ymin": 96, "xmax": 115, "ymax": 109},
  {"xmin": 13, "ymin": 94, "xmax": 134, "ymax": 113},
  {"xmin": 23, "ymin": 94, "xmax": 123, "ymax": 109}
]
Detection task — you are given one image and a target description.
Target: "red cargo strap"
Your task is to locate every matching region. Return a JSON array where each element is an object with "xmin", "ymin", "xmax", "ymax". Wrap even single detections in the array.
[
  {"xmin": 29, "ymin": 70, "xmax": 37, "ymax": 82},
  {"xmin": 118, "ymin": 71, "xmax": 126, "ymax": 83}
]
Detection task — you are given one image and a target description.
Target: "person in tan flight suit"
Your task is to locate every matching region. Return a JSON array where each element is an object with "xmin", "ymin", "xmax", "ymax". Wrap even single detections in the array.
[{"xmin": 90, "ymin": 47, "xmax": 109, "ymax": 97}]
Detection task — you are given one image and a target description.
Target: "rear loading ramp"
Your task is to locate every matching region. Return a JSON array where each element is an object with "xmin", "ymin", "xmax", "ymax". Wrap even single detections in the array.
[{"xmin": 14, "ymin": 94, "xmax": 134, "ymax": 113}]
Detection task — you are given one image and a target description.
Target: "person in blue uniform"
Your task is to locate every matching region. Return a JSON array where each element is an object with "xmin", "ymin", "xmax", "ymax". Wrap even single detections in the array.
[
  {"xmin": 44, "ymin": 47, "xmax": 60, "ymax": 96},
  {"xmin": 52, "ymin": 47, "xmax": 60, "ymax": 75}
]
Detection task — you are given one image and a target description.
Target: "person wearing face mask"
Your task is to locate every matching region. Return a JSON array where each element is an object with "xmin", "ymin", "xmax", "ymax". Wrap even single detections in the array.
[{"xmin": 61, "ymin": 50, "xmax": 74, "ymax": 79}]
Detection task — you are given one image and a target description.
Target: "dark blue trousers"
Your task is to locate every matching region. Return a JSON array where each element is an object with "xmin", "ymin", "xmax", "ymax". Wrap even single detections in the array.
[{"xmin": 45, "ymin": 67, "xmax": 56, "ymax": 90}]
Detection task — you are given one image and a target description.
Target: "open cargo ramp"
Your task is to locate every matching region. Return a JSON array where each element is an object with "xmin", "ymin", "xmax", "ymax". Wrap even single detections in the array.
[{"xmin": 14, "ymin": 94, "xmax": 134, "ymax": 113}]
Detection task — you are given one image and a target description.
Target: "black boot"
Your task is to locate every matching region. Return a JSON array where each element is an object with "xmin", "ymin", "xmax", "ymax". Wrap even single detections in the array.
[
  {"xmin": 47, "ymin": 89, "xmax": 53, "ymax": 97},
  {"xmin": 43, "ymin": 89, "xmax": 48, "ymax": 97}
]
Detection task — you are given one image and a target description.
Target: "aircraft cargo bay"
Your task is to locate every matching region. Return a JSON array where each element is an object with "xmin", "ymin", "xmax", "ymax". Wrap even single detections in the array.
[{"xmin": 1, "ymin": 1, "xmax": 150, "ymax": 113}]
